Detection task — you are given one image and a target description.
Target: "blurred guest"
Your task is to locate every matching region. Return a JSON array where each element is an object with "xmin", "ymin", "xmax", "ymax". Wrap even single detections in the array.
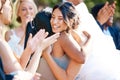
[{"xmin": 91, "ymin": 2, "xmax": 120, "ymax": 50}]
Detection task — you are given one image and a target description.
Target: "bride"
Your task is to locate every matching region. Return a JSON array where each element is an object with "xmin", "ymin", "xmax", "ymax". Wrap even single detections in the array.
[{"xmin": 74, "ymin": 1, "xmax": 120, "ymax": 80}]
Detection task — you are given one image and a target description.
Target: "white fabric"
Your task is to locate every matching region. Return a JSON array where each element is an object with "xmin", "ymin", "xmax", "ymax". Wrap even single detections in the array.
[
  {"xmin": 75, "ymin": 2, "xmax": 120, "ymax": 80},
  {"xmin": 8, "ymin": 30, "xmax": 24, "ymax": 57}
]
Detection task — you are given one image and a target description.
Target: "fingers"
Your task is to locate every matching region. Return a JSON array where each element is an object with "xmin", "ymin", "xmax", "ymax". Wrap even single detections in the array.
[
  {"xmin": 108, "ymin": 1, "xmax": 116, "ymax": 15},
  {"xmin": 45, "ymin": 33, "xmax": 59, "ymax": 44},
  {"xmin": 28, "ymin": 33, "xmax": 32, "ymax": 41},
  {"xmin": 82, "ymin": 31, "xmax": 91, "ymax": 46},
  {"xmin": 33, "ymin": 29, "xmax": 49, "ymax": 45},
  {"xmin": 41, "ymin": 33, "xmax": 60, "ymax": 50},
  {"xmin": 97, "ymin": 1, "xmax": 115, "ymax": 25},
  {"xmin": 82, "ymin": 31, "xmax": 90, "ymax": 39},
  {"xmin": 110, "ymin": 1, "xmax": 116, "ymax": 9},
  {"xmin": 35, "ymin": 29, "xmax": 47, "ymax": 40},
  {"xmin": 27, "ymin": 29, "xmax": 49, "ymax": 53},
  {"xmin": 33, "ymin": 73, "xmax": 41, "ymax": 80}
]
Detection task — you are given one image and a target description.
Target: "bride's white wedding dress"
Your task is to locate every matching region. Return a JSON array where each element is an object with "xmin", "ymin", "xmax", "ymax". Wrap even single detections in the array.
[{"xmin": 75, "ymin": 2, "xmax": 120, "ymax": 80}]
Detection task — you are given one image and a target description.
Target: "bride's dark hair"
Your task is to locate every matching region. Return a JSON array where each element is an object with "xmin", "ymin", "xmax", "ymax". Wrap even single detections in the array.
[{"xmin": 52, "ymin": 2, "xmax": 80, "ymax": 32}]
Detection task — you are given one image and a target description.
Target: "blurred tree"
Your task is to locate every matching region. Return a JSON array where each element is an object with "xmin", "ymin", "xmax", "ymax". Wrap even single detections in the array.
[
  {"xmin": 10, "ymin": 0, "xmax": 119, "ymax": 28},
  {"xmin": 34, "ymin": 0, "xmax": 61, "ymax": 7},
  {"xmin": 34, "ymin": 0, "xmax": 119, "ymax": 18}
]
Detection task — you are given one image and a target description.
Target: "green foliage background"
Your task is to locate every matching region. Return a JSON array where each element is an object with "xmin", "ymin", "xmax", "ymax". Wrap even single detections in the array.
[
  {"xmin": 34, "ymin": 0, "xmax": 119, "ymax": 18},
  {"xmin": 11, "ymin": 0, "xmax": 119, "ymax": 28}
]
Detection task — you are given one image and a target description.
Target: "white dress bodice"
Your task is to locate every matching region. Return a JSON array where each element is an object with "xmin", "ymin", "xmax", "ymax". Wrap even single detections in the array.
[{"xmin": 8, "ymin": 30, "xmax": 24, "ymax": 57}]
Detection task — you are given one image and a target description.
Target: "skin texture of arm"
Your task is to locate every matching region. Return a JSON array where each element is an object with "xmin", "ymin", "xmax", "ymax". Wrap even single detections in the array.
[
  {"xmin": 0, "ymin": 39, "xmax": 23, "ymax": 74},
  {"xmin": 0, "ymin": 29, "xmax": 59, "ymax": 74},
  {"xmin": 43, "ymin": 31, "xmax": 91, "ymax": 80},
  {"xmin": 43, "ymin": 32, "xmax": 86, "ymax": 80},
  {"xmin": 43, "ymin": 46, "xmax": 68, "ymax": 80},
  {"xmin": 58, "ymin": 32, "xmax": 85, "ymax": 63}
]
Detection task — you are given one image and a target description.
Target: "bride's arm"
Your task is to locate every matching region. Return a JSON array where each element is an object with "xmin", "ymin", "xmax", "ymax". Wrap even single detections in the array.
[{"xmin": 59, "ymin": 32, "xmax": 85, "ymax": 63}]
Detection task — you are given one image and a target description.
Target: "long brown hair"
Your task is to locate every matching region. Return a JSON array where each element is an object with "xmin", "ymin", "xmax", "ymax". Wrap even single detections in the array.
[{"xmin": 52, "ymin": 2, "xmax": 80, "ymax": 32}]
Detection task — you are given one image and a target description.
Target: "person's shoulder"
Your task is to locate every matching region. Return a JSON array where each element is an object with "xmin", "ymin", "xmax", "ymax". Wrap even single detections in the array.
[
  {"xmin": 5, "ymin": 29, "xmax": 13, "ymax": 41},
  {"xmin": 58, "ymin": 32, "xmax": 69, "ymax": 42}
]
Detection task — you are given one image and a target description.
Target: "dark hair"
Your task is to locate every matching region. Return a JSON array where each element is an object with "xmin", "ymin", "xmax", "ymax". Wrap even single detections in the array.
[
  {"xmin": 33, "ymin": 8, "xmax": 54, "ymax": 37},
  {"xmin": 52, "ymin": 2, "xmax": 80, "ymax": 32},
  {"xmin": 24, "ymin": 8, "xmax": 54, "ymax": 49},
  {"xmin": 91, "ymin": 3, "xmax": 105, "ymax": 19}
]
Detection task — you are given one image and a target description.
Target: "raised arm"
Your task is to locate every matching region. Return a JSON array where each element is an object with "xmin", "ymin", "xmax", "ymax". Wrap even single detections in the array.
[
  {"xmin": 25, "ymin": 32, "xmax": 59, "ymax": 74},
  {"xmin": 97, "ymin": 2, "xmax": 116, "ymax": 25},
  {"xmin": 19, "ymin": 29, "xmax": 47, "ymax": 69},
  {"xmin": 0, "ymin": 39, "xmax": 23, "ymax": 74},
  {"xmin": 43, "ymin": 46, "xmax": 68, "ymax": 80}
]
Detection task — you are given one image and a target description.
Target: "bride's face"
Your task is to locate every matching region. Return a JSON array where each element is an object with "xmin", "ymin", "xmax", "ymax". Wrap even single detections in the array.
[{"xmin": 50, "ymin": 8, "xmax": 67, "ymax": 33}]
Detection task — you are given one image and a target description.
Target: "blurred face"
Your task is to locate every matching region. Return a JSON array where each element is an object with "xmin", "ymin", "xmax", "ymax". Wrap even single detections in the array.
[
  {"xmin": 106, "ymin": 16, "xmax": 113, "ymax": 27},
  {"xmin": 0, "ymin": 0, "xmax": 12, "ymax": 25},
  {"xmin": 18, "ymin": 1, "xmax": 35, "ymax": 23},
  {"xmin": 50, "ymin": 8, "xmax": 67, "ymax": 33}
]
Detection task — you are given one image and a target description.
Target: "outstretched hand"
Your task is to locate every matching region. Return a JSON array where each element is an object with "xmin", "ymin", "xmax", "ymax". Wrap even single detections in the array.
[
  {"xmin": 97, "ymin": 1, "xmax": 116, "ymax": 25},
  {"xmin": 26, "ymin": 29, "xmax": 48, "ymax": 54},
  {"xmin": 13, "ymin": 71, "xmax": 41, "ymax": 80},
  {"xmin": 42, "ymin": 33, "xmax": 60, "ymax": 57},
  {"xmin": 39, "ymin": 33, "xmax": 60, "ymax": 50}
]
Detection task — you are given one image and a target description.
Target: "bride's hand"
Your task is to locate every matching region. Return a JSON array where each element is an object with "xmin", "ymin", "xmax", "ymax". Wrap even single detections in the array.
[
  {"xmin": 43, "ymin": 45, "xmax": 52, "ymax": 57},
  {"xmin": 13, "ymin": 71, "xmax": 41, "ymax": 80},
  {"xmin": 81, "ymin": 31, "xmax": 93, "ymax": 56},
  {"xmin": 82, "ymin": 31, "xmax": 91, "ymax": 46}
]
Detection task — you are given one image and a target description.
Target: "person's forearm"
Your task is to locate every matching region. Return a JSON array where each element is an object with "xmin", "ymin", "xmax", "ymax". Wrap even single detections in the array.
[
  {"xmin": 19, "ymin": 46, "xmax": 33, "ymax": 69},
  {"xmin": 0, "ymin": 39, "xmax": 22, "ymax": 74},
  {"xmin": 25, "ymin": 46, "xmax": 42, "ymax": 74}
]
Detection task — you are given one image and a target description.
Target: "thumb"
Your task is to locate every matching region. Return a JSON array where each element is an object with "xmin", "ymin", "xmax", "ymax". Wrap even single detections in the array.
[
  {"xmin": 28, "ymin": 33, "xmax": 33, "ymax": 42},
  {"xmin": 82, "ymin": 31, "xmax": 91, "ymax": 46}
]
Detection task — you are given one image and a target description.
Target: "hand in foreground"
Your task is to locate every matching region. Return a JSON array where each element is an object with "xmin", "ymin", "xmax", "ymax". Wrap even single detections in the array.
[
  {"xmin": 42, "ymin": 33, "xmax": 59, "ymax": 57},
  {"xmin": 81, "ymin": 31, "xmax": 93, "ymax": 56},
  {"xmin": 26, "ymin": 29, "xmax": 48, "ymax": 53},
  {"xmin": 13, "ymin": 71, "xmax": 41, "ymax": 80},
  {"xmin": 97, "ymin": 1, "xmax": 116, "ymax": 25},
  {"xmin": 38, "ymin": 33, "xmax": 60, "ymax": 51}
]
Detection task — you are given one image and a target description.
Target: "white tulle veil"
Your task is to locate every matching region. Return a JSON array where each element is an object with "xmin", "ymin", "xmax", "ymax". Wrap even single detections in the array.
[{"xmin": 75, "ymin": 2, "xmax": 120, "ymax": 80}]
